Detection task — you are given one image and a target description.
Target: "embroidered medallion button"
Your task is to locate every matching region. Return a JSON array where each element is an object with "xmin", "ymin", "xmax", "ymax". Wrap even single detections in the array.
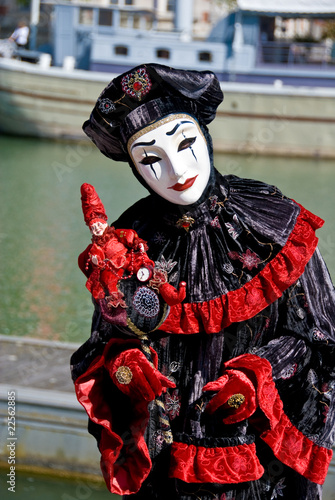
[
  {"xmin": 227, "ymin": 393, "xmax": 245, "ymax": 409},
  {"xmin": 115, "ymin": 366, "xmax": 133, "ymax": 385}
]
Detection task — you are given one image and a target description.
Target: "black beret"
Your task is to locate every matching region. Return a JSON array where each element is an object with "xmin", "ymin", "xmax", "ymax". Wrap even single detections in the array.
[{"xmin": 83, "ymin": 63, "xmax": 223, "ymax": 162}]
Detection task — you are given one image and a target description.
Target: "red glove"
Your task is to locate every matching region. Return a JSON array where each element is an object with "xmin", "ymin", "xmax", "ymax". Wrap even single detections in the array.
[
  {"xmin": 203, "ymin": 369, "xmax": 257, "ymax": 425},
  {"xmin": 107, "ymin": 348, "xmax": 175, "ymax": 402}
]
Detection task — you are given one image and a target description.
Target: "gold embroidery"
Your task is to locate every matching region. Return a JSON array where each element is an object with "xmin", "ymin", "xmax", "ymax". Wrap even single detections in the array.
[
  {"xmin": 115, "ymin": 366, "xmax": 133, "ymax": 385},
  {"xmin": 126, "ymin": 317, "xmax": 148, "ymax": 337},
  {"xmin": 245, "ymin": 231, "xmax": 274, "ymax": 265},
  {"xmin": 227, "ymin": 393, "xmax": 245, "ymax": 409},
  {"xmin": 159, "ymin": 416, "xmax": 170, "ymax": 426},
  {"xmin": 155, "ymin": 398, "xmax": 166, "ymax": 409},
  {"xmin": 126, "ymin": 303, "xmax": 168, "ymax": 337},
  {"xmin": 209, "ymin": 195, "xmax": 227, "ymax": 208},
  {"xmin": 163, "ymin": 430, "xmax": 173, "ymax": 444},
  {"xmin": 141, "ymin": 344, "xmax": 152, "ymax": 356},
  {"xmin": 176, "ymin": 214, "xmax": 195, "ymax": 232}
]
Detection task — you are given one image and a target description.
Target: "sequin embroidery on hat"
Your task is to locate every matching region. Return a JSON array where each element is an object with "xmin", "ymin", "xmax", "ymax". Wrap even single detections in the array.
[
  {"xmin": 98, "ymin": 98, "xmax": 116, "ymax": 114},
  {"xmin": 121, "ymin": 68, "xmax": 152, "ymax": 101}
]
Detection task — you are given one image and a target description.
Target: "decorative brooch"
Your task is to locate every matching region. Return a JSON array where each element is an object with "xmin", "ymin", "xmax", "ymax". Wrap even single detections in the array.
[
  {"xmin": 121, "ymin": 67, "xmax": 152, "ymax": 101},
  {"xmin": 176, "ymin": 214, "xmax": 195, "ymax": 232},
  {"xmin": 98, "ymin": 98, "xmax": 116, "ymax": 114},
  {"xmin": 227, "ymin": 393, "xmax": 245, "ymax": 409},
  {"xmin": 115, "ymin": 366, "xmax": 133, "ymax": 385}
]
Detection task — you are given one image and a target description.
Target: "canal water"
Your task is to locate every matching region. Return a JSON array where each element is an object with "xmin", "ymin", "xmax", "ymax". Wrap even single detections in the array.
[
  {"xmin": 0, "ymin": 135, "xmax": 334, "ymax": 343},
  {"xmin": 0, "ymin": 469, "xmax": 119, "ymax": 500}
]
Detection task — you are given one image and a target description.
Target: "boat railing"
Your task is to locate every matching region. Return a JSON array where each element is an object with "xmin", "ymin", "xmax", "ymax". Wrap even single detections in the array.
[{"xmin": 257, "ymin": 40, "xmax": 335, "ymax": 68}]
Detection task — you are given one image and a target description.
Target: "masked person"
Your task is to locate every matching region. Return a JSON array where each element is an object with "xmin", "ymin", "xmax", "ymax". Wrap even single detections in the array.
[{"xmin": 71, "ymin": 64, "xmax": 335, "ymax": 500}]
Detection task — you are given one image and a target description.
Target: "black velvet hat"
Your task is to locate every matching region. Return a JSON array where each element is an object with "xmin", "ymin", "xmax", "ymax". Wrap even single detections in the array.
[{"xmin": 83, "ymin": 63, "xmax": 223, "ymax": 162}]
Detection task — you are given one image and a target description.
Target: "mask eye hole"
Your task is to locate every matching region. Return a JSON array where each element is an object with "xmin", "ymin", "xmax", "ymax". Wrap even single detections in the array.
[
  {"xmin": 139, "ymin": 156, "xmax": 162, "ymax": 166},
  {"xmin": 178, "ymin": 137, "xmax": 196, "ymax": 152}
]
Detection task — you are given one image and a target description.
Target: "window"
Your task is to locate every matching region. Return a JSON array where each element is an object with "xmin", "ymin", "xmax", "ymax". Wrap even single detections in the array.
[
  {"xmin": 133, "ymin": 14, "xmax": 141, "ymax": 29},
  {"xmin": 125, "ymin": 0, "xmax": 133, "ymax": 5},
  {"xmin": 167, "ymin": 0, "xmax": 175, "ymax": 12},
  {"xmin": 145, "ymin": 15, "xmax": 153, "ymax": 30},
  {"xmin": 79, "ymin": 8, "xmax": 93, "ymax": 25},
  {"xmin": 99, "ymin": 9, "xmax": 113, "ymax": 26},
  {"xmin": 114, "ymin": 45, "xmax": 128, "ymax": 56},
  {"xmin": 156, "ymin": 49, "xmax": 170, "ymax": 59},
  {"xmin": 120, "ymin": 11, "xmax": 129, "ymax": 27},
  {"xmin": 198, "ymin": 51, "xmax": 212, "ymax": 62}
]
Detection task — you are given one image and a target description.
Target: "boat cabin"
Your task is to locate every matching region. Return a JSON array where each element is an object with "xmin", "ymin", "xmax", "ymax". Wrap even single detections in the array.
[
  {"xmin": 48, "ymin": 0, "xmax": 226, "ymax": 75},
  {"xmin": 46, "ymin": 0, "xmax": 335, "ymax": 85},
  {"xmin": 208, "ymin": 0, "xmax": 335, "ymax": 84}
]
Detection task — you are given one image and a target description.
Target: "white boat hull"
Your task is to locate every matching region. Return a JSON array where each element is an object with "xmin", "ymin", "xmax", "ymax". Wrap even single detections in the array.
[
  {"xmin": 0, "ymin": 59, "xmax": 109, "ymax": 139},
  {"xmin": 1, "ymin": 59, "xmax": 335, "ymax": 158}
]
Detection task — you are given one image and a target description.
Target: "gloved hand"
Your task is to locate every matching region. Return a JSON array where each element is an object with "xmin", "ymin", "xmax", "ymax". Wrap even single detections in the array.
[
  {"xmin": 107, "ymin": 348, "xmax": 176, "ymax": 402},
  {"xmin": 203, "ymin": 369, "xmax": 257, "ymax": 425}
]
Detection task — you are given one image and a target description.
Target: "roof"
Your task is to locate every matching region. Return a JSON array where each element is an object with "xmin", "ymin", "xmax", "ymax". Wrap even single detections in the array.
[{"xmin": 237, "ymin": 0, "xmax": 335, "ymax": 14}]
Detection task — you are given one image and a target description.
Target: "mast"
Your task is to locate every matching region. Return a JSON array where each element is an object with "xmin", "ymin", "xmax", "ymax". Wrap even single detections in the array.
[
  {"xmin": 30, "ymin": 0, "xmax": 40, "ymax": 50},
  {"xmin": 175, "ymin": 0, "xmax": 194, "ymax": 41}
]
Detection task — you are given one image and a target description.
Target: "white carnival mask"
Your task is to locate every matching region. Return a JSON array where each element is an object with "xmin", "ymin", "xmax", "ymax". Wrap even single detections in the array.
[{"xmin": 128, "ymin": 115, "xmax": 211, "ymax": 205}]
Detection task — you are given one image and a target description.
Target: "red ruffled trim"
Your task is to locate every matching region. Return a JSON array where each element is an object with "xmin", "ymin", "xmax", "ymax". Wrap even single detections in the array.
[
  {"xmin": 159, "ymin": 204, "xmax": 324, "ymax": 334},
  {"xmin": 74, "ymin": 338, "xmax": 152, "ymax": 495},
  {"xmin": 261, "ymin": 412, "xmax": 332, "ymax": 485},
  {"xmin": 169, "ymin": 441, "xmax": 264, "ymax": 483},
  {"xmin": 225, "ymin": 354, "xmax": 332, "ymax": 485}
]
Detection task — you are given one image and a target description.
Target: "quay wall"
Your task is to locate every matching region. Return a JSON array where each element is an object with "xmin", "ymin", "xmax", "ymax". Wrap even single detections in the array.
[{"xmin": 0, "ymin": 60, "xmax": 335, "ymax": 158}]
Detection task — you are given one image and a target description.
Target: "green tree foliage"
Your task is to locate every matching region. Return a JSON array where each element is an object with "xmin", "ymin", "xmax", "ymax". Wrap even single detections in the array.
[
  {"xmin": 17, "ymin": 0, "xmax": 30, "ymax": 6},
  {"xmin": 214, "ymin": 0, "xmax": 238, "ymax": 11}
]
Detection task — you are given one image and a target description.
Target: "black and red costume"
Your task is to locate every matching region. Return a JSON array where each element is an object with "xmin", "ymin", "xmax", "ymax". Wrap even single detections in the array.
[{"xmin": 71, "ymin": 64, "xmax": 335, "ymax": 500}]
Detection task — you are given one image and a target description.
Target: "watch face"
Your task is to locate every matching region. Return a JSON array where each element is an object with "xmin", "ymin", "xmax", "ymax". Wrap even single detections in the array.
[{"xmin": 136, "ymin": 266, "xmax": 152, "ymax": 282}]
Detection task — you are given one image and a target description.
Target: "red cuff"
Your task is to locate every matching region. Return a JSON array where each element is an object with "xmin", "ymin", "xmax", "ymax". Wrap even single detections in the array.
[
  {"xmin": 225, "ymin": 353, "xmax": 332, "ymax": 484},
  {"xmin": 203, "ymin": 370, "xmax": 257, "ymax": 424},
  {"xmin": 107, "ymin": 347, "xmax": 175, "ymax": 401},
  {"xmin": 74, "ymin": 338, "xmax": 152, "ymax": 495}
]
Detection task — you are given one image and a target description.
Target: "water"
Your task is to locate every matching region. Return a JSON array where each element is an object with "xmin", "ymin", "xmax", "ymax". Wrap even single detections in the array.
[
  {"xmin": 0, "ymin": 136, "xmax": 334, "ymax": 342},
  {"xmin": 0, "ymin": 469, "xmax": 119, "ymax": 500}
]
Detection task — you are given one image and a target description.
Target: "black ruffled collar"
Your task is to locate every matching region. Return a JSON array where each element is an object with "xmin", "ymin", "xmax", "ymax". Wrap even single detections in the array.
[{"xmin": 113, "ymin": 170, "xmax": 323, "ymax": 332}]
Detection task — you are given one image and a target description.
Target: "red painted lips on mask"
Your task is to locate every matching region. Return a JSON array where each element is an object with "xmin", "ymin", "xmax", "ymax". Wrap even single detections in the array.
[{"xmin": 168, "ymin": 175, "xmax": 198, "ymax": 191}]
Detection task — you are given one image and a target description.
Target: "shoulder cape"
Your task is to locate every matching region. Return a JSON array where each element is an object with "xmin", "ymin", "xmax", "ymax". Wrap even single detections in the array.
[{"xmin": 114, "ymin": 172, "xmax": 324, "ymax": 334}]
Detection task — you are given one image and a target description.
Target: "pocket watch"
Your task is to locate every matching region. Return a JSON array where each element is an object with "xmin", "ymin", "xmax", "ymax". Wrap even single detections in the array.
[{"xmin": 136, "ymin": 265, "xmax": 153, "ymax": 282}]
